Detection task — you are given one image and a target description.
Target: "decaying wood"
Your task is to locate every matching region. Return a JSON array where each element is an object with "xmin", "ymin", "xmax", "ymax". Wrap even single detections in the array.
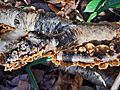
[
  {"xmin": 0, "ymin": 3, "xmax": 120, "ymax": 71},
  {"xmin": 0, "ymin": 23, "xmax": 15, "ymax": 35},
  {"xmin": 61, "ymin": 66, "xmax": 119, "ymax": 87}
]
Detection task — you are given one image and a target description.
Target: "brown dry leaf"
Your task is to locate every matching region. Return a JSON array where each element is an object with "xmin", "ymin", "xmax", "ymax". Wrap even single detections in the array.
[
  {"xmin": 55, "ymin": 72, "xmax": 83, "ymax": 90},
  {"xmin": 32, "ymin": 69, "xmax": 56, "ymax": 89},
  {"xmin": 80, "ymin": 86, "xmax": 94, "ymax": 90},
  {"xmin": 55, "ymin": 72, "xmax": 72, "ymax": 90},
  {"xmin": 18, "ymin": 80, "xmax": 31, "ymax": 90},
  {"xmin": 11, "ymin": 80, "xmax": 31, "ymax": 90},
  {"xmin": 46, "ymin": 0, "xmax": 79, "ymax": 15},
  {"xmin": 32, "ymin": 69, "xmax": 45, "ymax": 83},
  {"xmin": 14, "ymin": 1, "xmax": 22, "ymax": 7},
  {"xmin": 10, "ymin": 74, "xmax": 28, "ymax": 86},
  {"xmin": 61, "ymin": 0, "xmax": 76, "ymax": 14},
  {"xmin": 71, "ymin": 74, "xmax": 83, "ymax": 90},
  {"xmin": 10, "ymin": 74, "xmax": 31, "ymax": 90},
  {"xmin": 48, "ymin": 3, "xmax": 59, "ymax": 13}
]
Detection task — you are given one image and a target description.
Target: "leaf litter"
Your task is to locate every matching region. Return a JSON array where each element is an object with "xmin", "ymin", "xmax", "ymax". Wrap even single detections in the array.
[{"xmin": 0, "ymin": 0, "xmax": 120, "ymax": 90}]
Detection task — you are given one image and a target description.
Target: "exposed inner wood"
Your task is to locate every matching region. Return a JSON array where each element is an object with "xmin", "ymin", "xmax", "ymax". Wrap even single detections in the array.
[{"xmin": 1, "ymin": 4, "xmax": 120, "ymax": 71}]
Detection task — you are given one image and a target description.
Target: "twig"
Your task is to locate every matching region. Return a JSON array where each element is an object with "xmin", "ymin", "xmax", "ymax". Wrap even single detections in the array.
[
  {"xmin": 111, "ymin": 72, "xmax": 120, "ymax": 90},
  {"xmin": 109, "ymin": 8, "xmax": 120, "ymax": 17}
]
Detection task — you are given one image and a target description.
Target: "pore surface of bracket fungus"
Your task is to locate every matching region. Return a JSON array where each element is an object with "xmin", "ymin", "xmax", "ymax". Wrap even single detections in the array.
[{"xmin": 0, "ymin": 3, "xmax": 120, "ymax": 71}]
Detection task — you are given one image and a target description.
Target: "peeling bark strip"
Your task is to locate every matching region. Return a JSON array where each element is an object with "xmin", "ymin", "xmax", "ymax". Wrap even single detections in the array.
[
  {"xmin": 53, "ymin": 38, "xmax": 120, "ymax": 70},
  {"xmin": 0, "ymin": 3, "xmax": 120, "ymax": 71}
]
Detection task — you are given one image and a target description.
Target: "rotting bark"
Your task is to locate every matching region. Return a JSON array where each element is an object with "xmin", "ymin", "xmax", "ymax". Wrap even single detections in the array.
[{"xmin": 0, "ymin": 3, "xmax": 120, "ymax": 71}]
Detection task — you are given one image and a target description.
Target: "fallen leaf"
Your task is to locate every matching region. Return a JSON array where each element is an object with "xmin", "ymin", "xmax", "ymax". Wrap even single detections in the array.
[
  {"xmin": 55, "ymin": 72, "xmax": 83, "ymax": 90},
  {"xmin": 10, "ymin": 74, "xmax": 28, "ymax": 86},
  {"xmin": 46, "ymin": 0, "xmax": 80, "ymax": 16},
  {"xmin": 71, "ymin": 74, "xmax": 83, "ymax": 90},
  {"xmin": 32, "ymin": 69, "xmax": 45, "ymax": 83},
  {"xmin": 32, "ymin": 69, "xmax": 56, "ymax": 89},
  {"xmin": 48, "ymin": 3, "xmax": 59, "ymax": 13},
  {"xmin": 11, "ymin": 80, "xmax": 31, "ymax": 90},
  {"xmin": 0, "ymin": 85, "xmax": 9, "ymax": 90},
  {"xmin": 80, "ymin": 86, "xmax": 94, "ymax": 90}
]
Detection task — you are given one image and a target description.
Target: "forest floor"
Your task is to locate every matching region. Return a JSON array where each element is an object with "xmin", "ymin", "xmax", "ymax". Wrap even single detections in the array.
[{"xmin": 0, "ymin": 0, "xmax": 120, "ymax": 90}]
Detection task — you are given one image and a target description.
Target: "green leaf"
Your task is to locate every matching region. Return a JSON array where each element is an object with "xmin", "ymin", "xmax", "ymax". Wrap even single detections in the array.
[
  {"xmin": 84, "ymin": 0, "xmax": 103, "ymax": 13},
  {"xmin": 106, "ymin": 0, "xmax": 120, "ymax": 7},
  {"xmin": 87, "ymin": 0, "xmax": 120, "ymax": 22},
  {"xmin": 87, "ymin": 12, "xmax": 98, "ymax": 22},
  {"xmin": 97, "ymin": 0, "xmax": 120, "ymax": 12},
  {"xmin": 115, "ymin": 4, "xmax": 120, "ymax": 8}
]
